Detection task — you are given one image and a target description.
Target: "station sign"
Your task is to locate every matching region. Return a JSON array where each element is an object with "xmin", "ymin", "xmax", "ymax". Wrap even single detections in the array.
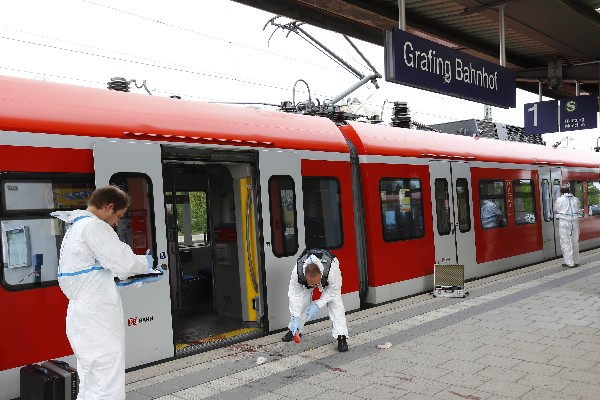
[
  {"xmin": 384, "ymin": 28, "xmax": 516, "ymax": 108},
  {"xmin": 524, "ymin": 95, "xmax": 598, "ymax": 135},
  {"xmin": 559, "ymin": 95, "xmax": 598, "ymax": 132},
  {"xmin": 523, "ymin": 100, "xmax": 558, "ymax": 135}
]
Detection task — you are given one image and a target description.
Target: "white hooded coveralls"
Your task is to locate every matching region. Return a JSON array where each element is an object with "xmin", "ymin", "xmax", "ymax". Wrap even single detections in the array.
[
  {"xmin": 51, "ymin": 210, "xmax": 147, "ymax": 400},
  {"xmin": 554, "ymin": 193, "xmax": 581, "ymax": 267},
  {"xmin": 287, "ymin": 254, "xmax": 348, "ymax": 338},
  {"xmin": 480, "ymin": 200, "xmax": 504, "ymax": 228}
]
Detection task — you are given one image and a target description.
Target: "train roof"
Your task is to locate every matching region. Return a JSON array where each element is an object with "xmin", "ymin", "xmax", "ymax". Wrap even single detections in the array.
[
  {"xmin": 2, "ymin": 75, "xmax": 598, "ymax": 170},
  {"xmin": 0, "ymin": 75, "xmax": 349, "ymax": 153},
  {"xmin": 342, "ymin": 121, "xmax": 600, "ymax": 169}
]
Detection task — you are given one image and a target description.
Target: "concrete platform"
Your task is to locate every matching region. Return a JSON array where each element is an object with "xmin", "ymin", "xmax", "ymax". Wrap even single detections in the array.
[{"xmin": 125, "ymin": 249, "xmax": 600, "ymax": 400}]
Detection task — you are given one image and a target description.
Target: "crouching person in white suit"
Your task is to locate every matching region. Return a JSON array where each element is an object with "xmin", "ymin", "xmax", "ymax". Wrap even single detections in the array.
[{"xmin": 282, "ymin": 248, "xmax": 348, "ymax": 352}]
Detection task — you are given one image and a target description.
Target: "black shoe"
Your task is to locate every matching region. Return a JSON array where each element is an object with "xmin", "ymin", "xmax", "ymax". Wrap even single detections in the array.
[
  {"xmin": 337, "ymin": 335, "xmax": 348, "ymax": 352},
  {"xmin": 282, "ymin": 330, "xmax": 301, "ymax": 342}
]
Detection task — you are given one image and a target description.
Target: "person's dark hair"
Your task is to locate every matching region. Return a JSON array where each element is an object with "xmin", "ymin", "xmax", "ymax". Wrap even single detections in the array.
[
  {"xmin": 305, "ymin": 263, "xmax": 321, "ymax": 277},
  {"xmin": 88, "ymin": 185, "xmax": 130, "ymax": 211},
  {"xmin": 560, "ymin": 186, "xmax": 571, "ymax": 195}
]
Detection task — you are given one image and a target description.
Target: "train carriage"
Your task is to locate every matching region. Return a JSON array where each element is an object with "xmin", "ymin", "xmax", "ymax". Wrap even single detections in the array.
[
  {"xmin": 341, "ymin": 121, "xmax": 599, "ymax": 304},
  {"xmin": 0, "ymin": 75, "xmax": 598, "ymax": 399}
]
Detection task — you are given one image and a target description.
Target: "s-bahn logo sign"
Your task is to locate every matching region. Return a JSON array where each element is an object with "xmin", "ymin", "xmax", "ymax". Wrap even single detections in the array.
[
  {"xmin": 128, "ymin": 315, "xmax": 154, "ymax": 326},
  {"xmin": 560, "ymin": 95, "xmax": 598, "ymax": 132},
  {"xmin": 384, "ymin": 29, "xmax": 516, "ymax": 108},
  {"xmin": 524, "ymin": 95, "xmax": 597, "ymax": 135}
]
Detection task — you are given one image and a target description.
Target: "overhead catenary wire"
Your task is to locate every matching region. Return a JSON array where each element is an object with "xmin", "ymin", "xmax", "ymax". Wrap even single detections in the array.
[
  {"xmin": 78, "ymin": 1, "xmax": 340, "ymax": 73},
  {"xmin": 0, "ymin": 21, "xmax": 355, "ymax": 105},
  {"xmin": 0, "ymin": 3, "xmax": 498, "ymax": 126},
  {"xmin": 264, "ymin": 18, "xmax": 363, "ymax": 79},
  {"xmin": 334, "ymin": 34, "xmax": 371, "ymax": 73},
  {"xmin": 0, "ymin": 35, "xmax": 344, "ymax": 99},
  {"xmin": 2, "ymin": 3, "xmax": 388, "ymax": 117}
]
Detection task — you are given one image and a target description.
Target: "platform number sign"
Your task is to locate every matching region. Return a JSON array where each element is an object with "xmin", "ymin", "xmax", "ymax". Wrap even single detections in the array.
[
  {"xmin": 559, "ymin": 95, "xmax": 598, "ymax": 132},
  {"xmin": 524, "ymin": 100, "xmax": 558, "ymax": 135},
  {"xmin": 524, "ymin": 95, "xmax": 598, "ymax": 135}
]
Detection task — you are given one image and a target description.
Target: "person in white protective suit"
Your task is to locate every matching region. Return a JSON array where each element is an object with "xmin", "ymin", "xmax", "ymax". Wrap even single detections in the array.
[
  {"xmin": 480, "ymin": 199, "xmax": 506, "ymax": 228},
  {"xmin": 554, "ymin": 186, "xmax": 582, "ymax": 268},
  {"xmin": 282, "ymin": 248, "xmax": 348, "ymax": 352},
  {"xmin": 51, "ymin": 185, "xmax": 161, "ymax": 400}
]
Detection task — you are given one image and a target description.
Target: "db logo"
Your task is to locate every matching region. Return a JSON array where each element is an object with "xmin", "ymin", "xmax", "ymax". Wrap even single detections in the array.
[{"xmin": 127, "ymin": 316, "xmax": 153, "ymax": 326}]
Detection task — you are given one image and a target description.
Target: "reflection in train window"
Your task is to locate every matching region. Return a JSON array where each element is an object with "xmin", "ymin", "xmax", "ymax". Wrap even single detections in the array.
[
  {"xmin": 552, "ymin": 179, "xmax": 561, "ymax": 200},
  {"xmin": 479, "ymin": 180, "xmax": 507, "ymax": 229},
  {"xmin": 587, "ymin": 181, "xmax": 600, "ymax": 216},
  {"xmin": 568, "ymin": 181, "xmax": 584, "ymax": 210},
  {"xmin": 268, "ymin": 176, "xmax": 298, "ymax": 257},
  {"xmin": 456, "ymin": 179, "xmax": 471, "ymax": 232},
  {"xmin": 379, "ymin": 178, "xmax": 424, "ymax": 241},
  {"xmin": 541, "ymin": 179, "xmax": 552, "ymax": 222},
  {"xmin": 303, "ymin": 177, "xmax": 342, "ymax": 249},
  {"xmin": 513, "ymin": 179, "xmax": 536, "ymax": 225},
  {"xmin": 434, "ymin": 178, "xmax": 451, "ymax": 235},
  {"xmin": 110, "ymin": 174, "xmax": 155, "ymax": 256}
]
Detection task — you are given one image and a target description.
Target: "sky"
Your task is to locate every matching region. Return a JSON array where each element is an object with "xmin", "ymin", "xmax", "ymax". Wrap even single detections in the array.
[{"xmin": 0, "ymin": 0, "xmax": 598, "ymax": 151}]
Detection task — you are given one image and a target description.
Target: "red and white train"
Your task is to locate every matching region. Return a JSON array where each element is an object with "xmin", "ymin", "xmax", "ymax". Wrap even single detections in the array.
[{"xmin": 0, "ymin": 75, "xmax": 599, "ymax": 399}]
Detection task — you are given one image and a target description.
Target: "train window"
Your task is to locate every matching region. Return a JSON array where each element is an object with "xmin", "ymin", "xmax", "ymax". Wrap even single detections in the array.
[
  {"xmin": 513, "ymin": 180, "xmax": 537, "ymax": 225},
  {"xmin": 587, "ymin": 181, "xmax": 600, "ymax": 216},
  {"xmin": 268, "ymin": 176, "xmax": 298, "ymax": 257},
  {"xmin": 303, "ymin": 177, "xmax": 342, "ymax": 249},
  {"xmin": 110, "ymin": 174, "xmax": 156, "ymax": 255},
  {"xmin": 567, "ymin": 181, "xmax": 584, "ymax": 209},
  {"xmin": 2, "ymin": 179, "xmax": 94, "ymax": 213},
  {"xmin": 0, "ymin": 173, "xmax": 94, "ymax": 291},
  {"xmin": 379, "ymin": 178, "xmax": 424, "ymax": 241},
  {"xmin": 478, "ymin": 180, "xmax": 507, "ymax": 229},
  {"xmin": 541, "ymin": 179, "xmax": 552, "ymax": 222},
  {"xmin": 434, "ymin": 179, "xmax": 451, "ymax": 235},
  {"xmin": 456, "ymin": 179, "xmax": 471, "ymax": 233}
]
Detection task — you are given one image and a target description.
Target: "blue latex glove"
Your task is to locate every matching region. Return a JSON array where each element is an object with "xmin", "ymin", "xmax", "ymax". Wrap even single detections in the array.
[
  {"xmin": 306, "ymin": 303, "xmax": 319, "ymax": 322},
  {"xmin": 146, "ymin": 249, "xmax": 154, "ymax": 271},
  {"xmin": 290, "ymin": 316, "xmax": 301, "ymax": 334}
]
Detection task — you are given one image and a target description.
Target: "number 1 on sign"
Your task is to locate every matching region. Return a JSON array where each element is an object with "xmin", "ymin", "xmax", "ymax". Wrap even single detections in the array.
[{"xmin": 527, "ymin": 103, "xmax": 538, "ymax": 127}]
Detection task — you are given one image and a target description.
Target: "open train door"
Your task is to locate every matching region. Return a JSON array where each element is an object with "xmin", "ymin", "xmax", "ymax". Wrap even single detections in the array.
[
  {"xmin": 161, "ymin": 152, "xmax": 264, "ymax": 353},
  {"xmin": 538, "ymin": 166, "xmax": 562, "ymax": 259},
  {"xmin": 258, "ymin": 150, "xmax": 305, "ymax": 331},
  {"xmin": 93, "ymin": 140, "xmax": 174, "ymax": 367},
  {"xmin": 429, "ymin": 161, "xmax": 476, "ymax": 277}
]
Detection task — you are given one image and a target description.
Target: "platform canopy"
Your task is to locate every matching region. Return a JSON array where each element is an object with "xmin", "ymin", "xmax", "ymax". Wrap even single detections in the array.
[{"xmin": 234, "ymin": 0, "xmax": 600, "ymax": 100}]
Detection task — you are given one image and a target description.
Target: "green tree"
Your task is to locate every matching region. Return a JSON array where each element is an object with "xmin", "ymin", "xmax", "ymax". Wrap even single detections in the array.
[{"xmin": 176, "ymin": 191, "xmax": 207, "ymax": 236}]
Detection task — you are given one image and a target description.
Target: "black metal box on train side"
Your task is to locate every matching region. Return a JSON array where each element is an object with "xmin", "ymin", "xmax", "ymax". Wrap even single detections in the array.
[
  {"xmin": 41, "ymin": 360, "xmax": 79, "ymax": 400},
  {"xmin": 20, "ymin": 364, "xmax": 65, "ymax": 400}
]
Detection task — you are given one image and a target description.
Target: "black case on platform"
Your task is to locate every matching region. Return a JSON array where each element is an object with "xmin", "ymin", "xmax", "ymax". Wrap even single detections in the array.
[
  {"xmin": 41, "ymin": 360, "xmax": 79, "ymax": 400},
  {"xmin": 20, "ymin": 364, "xmax": 65, "ymax": 400}
]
